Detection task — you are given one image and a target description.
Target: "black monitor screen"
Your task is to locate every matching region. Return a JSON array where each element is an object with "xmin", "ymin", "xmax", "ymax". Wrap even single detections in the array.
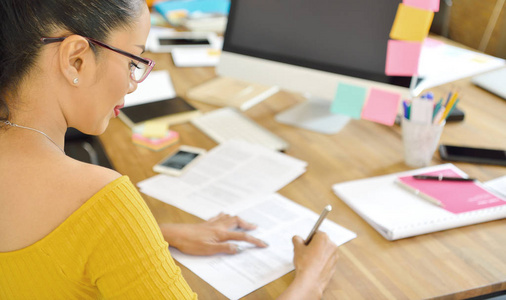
[{"xmin": 223, "ymin": 0, "xmax": 412, "ymax": 87}]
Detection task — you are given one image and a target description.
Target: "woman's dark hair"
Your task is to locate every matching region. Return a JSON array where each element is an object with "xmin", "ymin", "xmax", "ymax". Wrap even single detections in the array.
[{"xmin": 0, "ymin": 0, "xmax": 144, "ymax": 123}]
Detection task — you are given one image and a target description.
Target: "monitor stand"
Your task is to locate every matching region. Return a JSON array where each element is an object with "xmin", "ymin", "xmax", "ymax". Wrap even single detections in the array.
[{"xmin": 275, "ymin": 97, "xmax": 351, "ymax": 134}]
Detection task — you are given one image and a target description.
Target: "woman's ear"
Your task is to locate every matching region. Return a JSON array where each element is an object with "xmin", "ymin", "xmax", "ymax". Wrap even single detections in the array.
[{"xmin": 58, "ymin": 35, "xmax": 96, "ymax": 86}]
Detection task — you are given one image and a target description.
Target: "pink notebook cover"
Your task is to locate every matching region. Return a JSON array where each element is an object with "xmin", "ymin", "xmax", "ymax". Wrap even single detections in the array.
[{"xmin": 397, "ymin": 169, "xmax": 506, "ymax": 214}]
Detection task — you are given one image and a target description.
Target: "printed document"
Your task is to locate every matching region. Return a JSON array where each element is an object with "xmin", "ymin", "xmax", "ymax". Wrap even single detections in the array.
[
  {"xmin": 169, "ymin": 193, "xmax": 357, "ymax": 300},
  {"xmin": 138, "ymin": 140, "xmax": 307, "ymax": 220}
]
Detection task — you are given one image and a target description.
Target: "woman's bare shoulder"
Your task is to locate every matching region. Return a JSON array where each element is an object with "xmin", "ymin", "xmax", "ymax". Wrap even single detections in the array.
[
  {"xmin": 0, "ymin": 156, "xmax": 123, "ymax": 252},
  {"xmin": 65, "ymin": 158, "xmax": 123, "ymax": 197}
]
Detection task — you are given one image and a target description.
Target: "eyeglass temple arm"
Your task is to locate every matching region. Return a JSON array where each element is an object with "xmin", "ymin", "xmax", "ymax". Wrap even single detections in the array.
[
  {"xmin": 40, "ymin": 37, "xmax": 153, "ymax": 67},
  {"xmin": 40, "ymin": 37, "xmax": 66, "ymax": 44}
]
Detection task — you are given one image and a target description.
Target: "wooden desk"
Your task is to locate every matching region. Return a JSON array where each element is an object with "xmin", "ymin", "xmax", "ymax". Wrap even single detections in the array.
[{"xmin": 100, "ymin": 52, "xmax": 506, "ymax": 299}]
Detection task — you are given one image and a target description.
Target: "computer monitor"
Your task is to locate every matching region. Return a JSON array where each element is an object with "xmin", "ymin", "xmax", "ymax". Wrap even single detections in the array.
[{"xmin": 217, "ymin": 0, "xmax": 418, "ymax": 134}]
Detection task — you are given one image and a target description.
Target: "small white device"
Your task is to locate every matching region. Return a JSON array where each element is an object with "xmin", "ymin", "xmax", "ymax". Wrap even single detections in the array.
[
  {"xmin": 148, "ymin": 31, "xmax": 220, "ymax": 53},
  {"xmin": 153, "ymin": 145, "xmax": 206, "ymax": 176}
]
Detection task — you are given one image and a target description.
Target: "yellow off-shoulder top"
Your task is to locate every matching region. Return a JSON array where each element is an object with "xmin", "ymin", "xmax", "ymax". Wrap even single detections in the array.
[{"xmin": 0, "ymin": 176, "xmax": 197, "ymax": 299}]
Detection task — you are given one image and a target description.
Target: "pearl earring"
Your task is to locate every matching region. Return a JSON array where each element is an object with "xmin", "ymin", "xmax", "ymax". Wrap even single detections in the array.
[{"xmin": 73, "ymin": 78, "xmax": 79, "ymax": 84}]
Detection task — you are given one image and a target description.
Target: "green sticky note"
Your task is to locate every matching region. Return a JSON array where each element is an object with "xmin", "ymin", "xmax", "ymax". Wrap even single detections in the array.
[
  {"xmin": 390, "ymin": 3, "xmax": 434, "ymax": 42},
  {"xmin": 330, "ymin": 83, "xmax": 367, "ymax": 119}
]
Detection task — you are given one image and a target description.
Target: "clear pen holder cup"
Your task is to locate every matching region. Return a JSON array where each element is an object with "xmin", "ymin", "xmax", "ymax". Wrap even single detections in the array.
[{"xmin": 401, "ymin": 117, "xmax": 445, "ymax": 167}]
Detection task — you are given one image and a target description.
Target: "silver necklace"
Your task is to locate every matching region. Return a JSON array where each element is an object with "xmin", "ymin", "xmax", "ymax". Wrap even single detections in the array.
[{"xmin": 2, "ymin": 120, "xmax": 65, "ymax": 154}]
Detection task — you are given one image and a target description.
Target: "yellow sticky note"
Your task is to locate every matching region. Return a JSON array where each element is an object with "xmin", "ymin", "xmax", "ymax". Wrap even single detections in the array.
[
  {"xmin": 142, "ymin": 121, "xmax": 169, "ymax": 138},
  {"xmin": 390, "ymin": 3, "xmax": 434, "ymax": 42}
]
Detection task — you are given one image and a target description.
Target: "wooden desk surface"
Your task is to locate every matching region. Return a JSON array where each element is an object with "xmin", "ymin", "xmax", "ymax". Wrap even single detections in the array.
[{"xmin": 100, "ymin": 52, "xmax": 506, "ymax": 299}]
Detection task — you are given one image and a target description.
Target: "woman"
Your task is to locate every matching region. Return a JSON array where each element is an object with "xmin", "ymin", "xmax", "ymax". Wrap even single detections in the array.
[{"xmin": 0, "ymin": 0, "xmax": 339, "ymax": 299}]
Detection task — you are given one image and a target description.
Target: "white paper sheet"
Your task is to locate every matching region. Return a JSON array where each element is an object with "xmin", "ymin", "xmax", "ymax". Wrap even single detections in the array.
[
  {"xmin": 485, "ymin": 175, "xmax": 506, "ymax": 198},
  {"xmin": 169, "ymin": 193, "xmax": 357, "ymax": 300},
  {"xmin": 418, "ymin": 40, "xmax": 505, "ymax": 91},
  {"xmin": 138, "ymin": 140, "xmax": 307, "ymax": 220},
  {"xmin": 124, "ymin": 70, "xmax": 176, "ymax": 107},
  {"xmin": 172, "ymin": 48, "xmax": 221, "ymax": 67}
]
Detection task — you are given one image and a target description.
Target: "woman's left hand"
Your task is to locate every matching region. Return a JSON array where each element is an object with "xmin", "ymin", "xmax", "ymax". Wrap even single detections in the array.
[{"xmin": 159, "ymin": 213, "xmax": 268, "ymax": 255}]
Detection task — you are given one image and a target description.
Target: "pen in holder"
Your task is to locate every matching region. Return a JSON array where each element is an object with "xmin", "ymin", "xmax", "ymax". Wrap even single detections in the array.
[{"xmin": 401, "ymin": 117, "xmax": 445, "ymax": 167}]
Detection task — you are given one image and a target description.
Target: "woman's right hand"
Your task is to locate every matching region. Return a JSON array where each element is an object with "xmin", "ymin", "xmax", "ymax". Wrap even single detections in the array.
[{"xmin": 278, "ymin": 232, "xmax": 339, "ymax": 300}]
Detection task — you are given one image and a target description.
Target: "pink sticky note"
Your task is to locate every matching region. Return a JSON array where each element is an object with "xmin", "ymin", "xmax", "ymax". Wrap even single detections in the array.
[
  {"xmin": 385, "ymin": 39, "xmax": 422, "ymax": 76},
  {"xmin": 361, "ymin": 88, "xmax": 401, "ymax": 126},
  {"xmin": 403, "ymin": 0, "xmax": 439, "ymax": 12}
]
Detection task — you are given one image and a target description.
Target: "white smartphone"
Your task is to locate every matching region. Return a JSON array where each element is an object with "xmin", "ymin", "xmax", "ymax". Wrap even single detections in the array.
[
  {"xmin": 148, "ymin": 31, "xmax": 219, "ymax": 53},
  {"xmin": 153, "ymin": 145, "xmax": 206, "ymax": 176}
]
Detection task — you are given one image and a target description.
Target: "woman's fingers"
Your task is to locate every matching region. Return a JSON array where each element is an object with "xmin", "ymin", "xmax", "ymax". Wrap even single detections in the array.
[
  {"xmin": 218, "ymin": 230, "xmax": 268, "ymax": 248},
  {"xmin": 208, "ymin": 213, "xmax": 258, "ymax": 230}
]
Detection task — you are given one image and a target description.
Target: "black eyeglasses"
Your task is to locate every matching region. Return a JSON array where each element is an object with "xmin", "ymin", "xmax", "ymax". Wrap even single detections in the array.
[{"xmin": 41, "ymin": 36, "xmax": 155, "ymax": 83}]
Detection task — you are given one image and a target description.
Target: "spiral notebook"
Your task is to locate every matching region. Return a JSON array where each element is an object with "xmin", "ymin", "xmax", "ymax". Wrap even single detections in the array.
[{"xmin": 332, "ymin": 164, "xmax": 506, "ymax": 240}]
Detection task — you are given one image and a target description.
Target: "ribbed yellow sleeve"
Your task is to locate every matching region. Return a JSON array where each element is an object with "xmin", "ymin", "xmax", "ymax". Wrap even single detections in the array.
[{"xmin": 0, "ymin": 176, "xmax": 197, "ymax": 300}]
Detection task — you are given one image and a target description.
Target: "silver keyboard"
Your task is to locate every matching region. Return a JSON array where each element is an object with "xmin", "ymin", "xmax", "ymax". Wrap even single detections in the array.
[{"xmin": 191, "ymin": 107, "xmax": 289, "ymax": 151}]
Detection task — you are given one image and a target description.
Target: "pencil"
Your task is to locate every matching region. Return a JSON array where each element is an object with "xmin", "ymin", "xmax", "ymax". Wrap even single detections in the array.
[{"xmin": 440, "ymin": 92, "xmax": 459, "ymax": 123}]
